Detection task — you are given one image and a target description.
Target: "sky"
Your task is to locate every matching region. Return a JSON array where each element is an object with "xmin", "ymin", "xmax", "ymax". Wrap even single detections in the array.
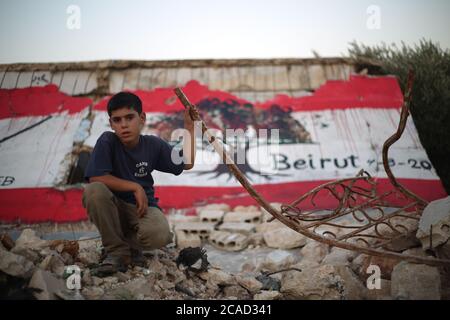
[{"xmin": 0, "ymin": 0, "xmax": 449, "ymax": 63}]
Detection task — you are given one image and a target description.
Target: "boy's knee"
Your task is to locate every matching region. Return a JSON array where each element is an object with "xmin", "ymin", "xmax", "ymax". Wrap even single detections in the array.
[
  {"xmin": 137, "ymin": 208, "xmax": 173, "ymax": 249},
  {"xmin": 82, "ymin": 181, "xmax": 113, "ymax": 208}
]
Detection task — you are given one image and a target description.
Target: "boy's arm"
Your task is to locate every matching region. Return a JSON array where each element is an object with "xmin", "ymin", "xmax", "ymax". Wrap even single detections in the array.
[
  {"xmin": 89, "ymin": 174, "xmax": 148, "ymax": 218},
  {"xmin": 183, "ymin": 107, "xmax": 199, "ymax": 170}
]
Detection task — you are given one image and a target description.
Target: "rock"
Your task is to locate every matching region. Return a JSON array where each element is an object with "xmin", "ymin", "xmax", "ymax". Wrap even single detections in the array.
[
  {"xmin": 248, "ymin": 233, "xmax": 264, "ymax": 246},
  {"xmin": 158, "ymin": 279, "xmax": 175, "ymax": 290},
  {"xmin": 391, "ymin": 261, "xmax": 441, "ymax": 300},
  {"xmin": 12, "ymin": 229, "xmax": 48, "ymax": 251},
  {"xmin": 236, "ymin": 275, "xmax": 263, "ymax": 294},
  {"xmin": 383, "ymin": 231, "xmax": 421, "ymax": 252},
  {"xmin": 300, "ymin": 241, "xmax": 329, "ymax": 264},
  {"xmin": 255, "ymin": 220, "xmax": 285, "ymax": 233},
  {"xmin": 365, "ymin": 279, "xmax": 392, "ymax": 300},
  {"xmin": 91, "ymin": 276, "xmax": 104, "ymax": 286},
  {"xmin": 240, "ymin": 262, "xmax": 257, "ymax": 273},
  {"xmin": 199, "ymin": 268, "xmax": 235, "ymax": 286},
  {"xmin": 175, "ymin": 230, "xmax": 202, "ymax": 249},
  {"xmin": 78, "ymin": 248, "xmax": 100, "ymax": 266},
  {"xmin": 260, "ymin": 250, "xmax": 296, "ymax": 272},
  {"xmin": 263, "ymin": 228, "xmax": 307, "ymax": 249},
  {"xmin": 28, "ymin": 270, "xmax": 66, "ymax": 300},
  {"xmin": 333, "ymin": 265, "xmax": 367, "ymax": 300},
  {"xmin": 321, "ymin": 247, "xmax": 358, "ymax": 266},
  {"xmin": 81, "ymin": 287, "xmax": 105, "ymax": 300},
  {"xmin": 112, "ymin": 277, "xmax": 158, "ymax": 299},
  {"xmin": 254, "ymin": 290, "xmax": 282, "ymax": 300},
  {"xmin": 260, "ymin": 203, "xmax": 282, "ymax": 222},
  {"xmin": 116, "ymin": 272, "xmax": 132, "ymax": 282},
  {"xmin": 255, "ymin": 274, "xmax": 281, "ymax": 291},
  {"xmin": 102, "ymin": 276, "xmax": 119, "ymax": 288},
  {"xmin": 281, "ymin": 264, "xmax": 366, "ymax": 300},
  {"xmin": 10, "ymin": 247, "xmax": 40, "ymax": 263},
  {"xmin": 223, "ymin": 285, "xmax": 251, "ymax": 299},
  {"xmin": 82, "ymin": 269, "xmax": 92, "ymax": 286},
  {"xmin": 357, "ymin": 255, "xmax": 401, "ymax": 280},
  {"xmin": 39, "ymin": 253, "xmax": 66, "ymax": 276},
  {"xmin": 0, "ymin": 245, "xmax": 35, "ymax": 278},
  {"xmin": 416, "ymin": 196, "xmax": 450, "ymax": 249}
]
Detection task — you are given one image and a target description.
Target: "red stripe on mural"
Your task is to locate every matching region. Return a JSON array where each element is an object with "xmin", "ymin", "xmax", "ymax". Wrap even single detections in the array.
[
  {"xmin": 0, "ymin": 179, "xmax": 445, "ymax": 223},
  {"xmin": 0, "ymin": 85, "xmax": 91, "ymax": 119},
  {"xmin": 93, "ymin": 75, "xmax": 403, "ymax": 114}
]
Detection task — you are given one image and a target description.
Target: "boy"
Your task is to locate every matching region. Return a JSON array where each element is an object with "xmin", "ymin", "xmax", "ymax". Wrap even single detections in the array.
[{"xmin": 82, "ymin": 91, "xmax": 197, "ymax": 274}]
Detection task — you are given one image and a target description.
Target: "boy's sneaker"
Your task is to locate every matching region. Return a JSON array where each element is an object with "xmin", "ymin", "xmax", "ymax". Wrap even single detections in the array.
[
  {"xmin": 91, "ymin": 255, "xmax": 130, "ymax": 277},
  {"xmin": 130, "ymin": 248, "xmax": 146, "ymax": 267}
]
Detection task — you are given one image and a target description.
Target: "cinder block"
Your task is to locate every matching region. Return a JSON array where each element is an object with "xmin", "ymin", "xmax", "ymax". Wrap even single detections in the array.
[
  {"xmin": 174, "ymin": 222, "xmax": 216, "ymax": 240},
  {"xmin": 209, "ymin": 231, "xmax": 249, "ymax": 252},
  {"xmin": 168, "ymin": 214, "xmax": 200, "ymax": 231},
  {"xmin": 197, "ymin": 203, "xmax": 231, "ymax": 213},
  {"xmin": 175, "ymin": 230, "xmax": 202, "ymax": 249},
  {"xmin": 223, "ymin": 211, "xmax": 262, "ymax": 224},
  {"xmin": 199, "ymin": 210, "xmax": 225, "ymax": 224},
  {"xmin": 218, "ymin": 222, "xmax": 256, "ymax": 235}
]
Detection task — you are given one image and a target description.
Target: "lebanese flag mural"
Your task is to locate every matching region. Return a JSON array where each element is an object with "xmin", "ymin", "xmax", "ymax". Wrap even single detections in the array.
[{"xmin": 0, "ymin": 76, "xmax": 446, "ymax": 223}]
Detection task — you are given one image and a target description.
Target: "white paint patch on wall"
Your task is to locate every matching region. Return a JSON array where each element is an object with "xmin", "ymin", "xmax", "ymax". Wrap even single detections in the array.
[{"xmin": 0, "ymin": 109, "xmax": 88, "ymax": 188}]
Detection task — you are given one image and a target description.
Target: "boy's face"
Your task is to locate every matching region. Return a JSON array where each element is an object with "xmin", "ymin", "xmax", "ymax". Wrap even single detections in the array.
[{"xmin": 109, "ymin": 107, "xmax": 146, "ymax": 148}]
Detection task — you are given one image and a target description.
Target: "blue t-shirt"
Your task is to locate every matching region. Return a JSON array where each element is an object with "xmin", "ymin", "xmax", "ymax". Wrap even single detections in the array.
[{"xmin": 84, "ymin": 131, "xmax": 184, "ymax": 207}]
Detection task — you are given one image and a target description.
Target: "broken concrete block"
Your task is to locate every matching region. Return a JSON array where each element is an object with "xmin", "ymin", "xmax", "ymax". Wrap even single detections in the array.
[
  {"xmin": 260, "ymin": 250, "xmax": 296, "ymax": 272},
  {"xmin": 224, "ymin": 210, "xmax": 262, "ymax": 224},
  {"xmin": 174, "ymin": 222, "xmax": 215, "ymax": 240},
  {"xmin": 416, "ymin": 196, "xmax": 450, "ymax": 249},
  {"xmin": 175, "ymin": 230, "xmax": 202, "ymax": 249},
  {"xmin": 0, "ymin": 245, "xmax": 35, "ymax": 278},
  {"xmin": 10, "ymin": 247, "xmax": 40, "ymax": 263},
  {"xmin": 254, "ymin": 290, "xmax": 281, "ymax": 300},
  {"xmin": 218, "ymin": 222, "xmax": 256, "ymax": 235},
  {"xmin": 391, "ymin": 261, "xmax": 441, "ymax": 300},
  {"xmin": 281, "ymin": 264, "xmax": 366, "ymax": 300},
  {"xmin": 300, "ymin": 241, "xmax": 330, "ymax": 264},
  {"xmin": 28, "ymin": 270, "xmax": 66, "ymax": 300},
  {"xmin": 263, "ymin": 227, "xmax": 307, "ymax": 249},
  {"xmin": 365, "ymin": 279, "xmax": 392, "ymax": 300},
  {"xmin": 199, "ymin": 268, "xmax": 235, "ymax": 286},
  {"xmin": 236, "ymin": 275, "xmax": 263, "ymax": 294},
  {"xmin": 199, "ymin": 210, "xmax": 225, "ymax": 224},
  {"xmin": 12, "ymin": 228, "xmax": 48, "ymax": 251},
  {"xmin": 223, "ymin": 285, "xmax": 252, "ymax": 299},
  {"xmin": 209, "ymin": 230, "xmax": 249, "ymax": 251},
  {"xmin": 260, "ymin": 203, "xmax": 282, "ymax": 222},
  {"xmin": 321, "ymin": 247, "xmax": 358, "ymax": 266},
  {"xmin": 255, "ymin": 220, "xmax": 285, "ymax": 233},
  {"xmin": 39, "ymin": 253, "xmax": 66, "ymax": 277},
  {"xmin": 81, "ymin": 287, "xmax": 105, "ymax": 300}
]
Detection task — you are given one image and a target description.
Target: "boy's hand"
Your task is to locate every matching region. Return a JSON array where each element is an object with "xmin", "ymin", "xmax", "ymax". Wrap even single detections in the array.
[
  {"xmin": 133, "ymin": 184, "xmax": 148, "ymax": 218},
  {"xmin": 184, "ymin": 106, "xmax": 200, "ymax": 130}
]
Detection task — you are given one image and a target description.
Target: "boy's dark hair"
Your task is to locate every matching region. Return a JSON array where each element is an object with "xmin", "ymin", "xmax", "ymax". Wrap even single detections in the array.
[{"xmin": 107, "ymin": 92, "xmax": 142, "ymax": 116}]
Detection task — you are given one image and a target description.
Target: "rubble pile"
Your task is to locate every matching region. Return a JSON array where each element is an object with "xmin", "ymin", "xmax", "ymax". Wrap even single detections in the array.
[{"xmin": 1, "ymin": 197, "xmax": 449, "ymax": 300}]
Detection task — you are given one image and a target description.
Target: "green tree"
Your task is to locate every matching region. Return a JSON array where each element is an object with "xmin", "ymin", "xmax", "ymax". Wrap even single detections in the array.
[{"xmin": 348, "ymin": 40, "xmax": 450, "ymax": 194}]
